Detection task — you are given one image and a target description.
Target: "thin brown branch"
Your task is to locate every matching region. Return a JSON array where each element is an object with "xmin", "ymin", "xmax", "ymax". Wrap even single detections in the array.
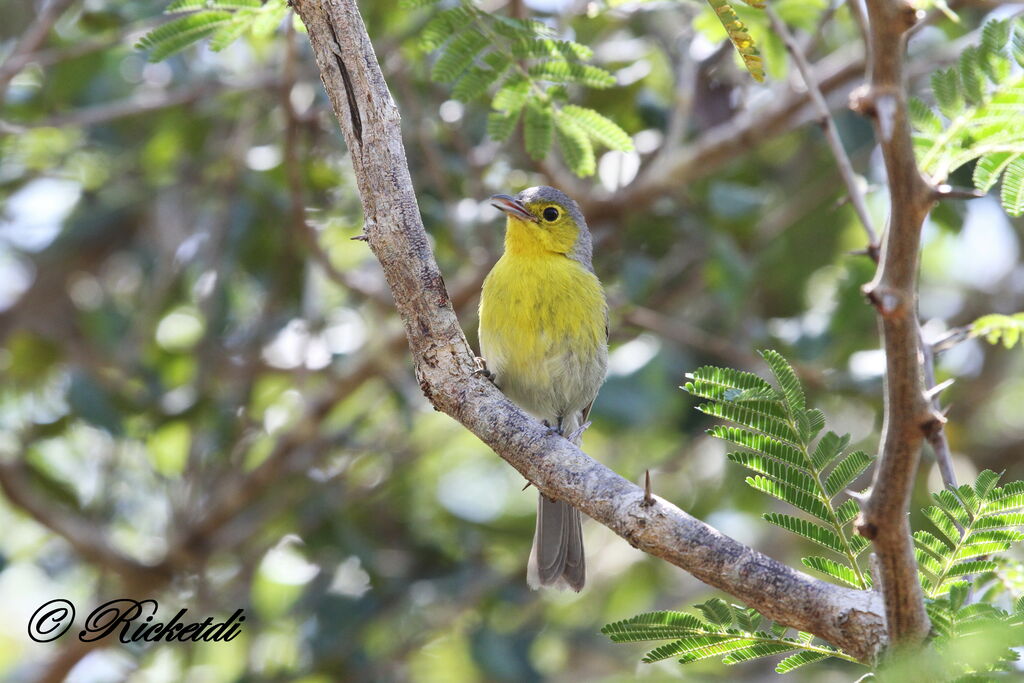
[
  {"xmin": 770, "ymin": 5, "xmax": 957, "ymax": 495},
  {"xmin": 0, "ymin": 459, "xmax": 170, "ymax": 585},
  {"xmin": 3, "ymin": 76, "xmax": 279, "ymax": 132},
  {"xmin": 0, "ymin": 0, "xmax": 77, "ymax": 107},
  {"xmin": 767, "ymin": 5, "xmax": 879, "ymax": 252},
  {"xmin": 292, "ymin": 0, "xmax": 888, "ymax": 662},
  {"xmin": 851, "ymin": 0, "xmax": 934, "ymax": 647}
]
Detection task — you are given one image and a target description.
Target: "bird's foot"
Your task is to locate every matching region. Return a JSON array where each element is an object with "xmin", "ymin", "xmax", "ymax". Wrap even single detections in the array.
[
  {"xmin": 472, "ymin": 356, "xmax": 495, "ymax": 383},
  {"xmin": 564, "ymin": 421, "xmax": 592, "ymax": 444},
  {"xmin": 540, "ymin": 419, "xmax": 562, "ymax": 437}
]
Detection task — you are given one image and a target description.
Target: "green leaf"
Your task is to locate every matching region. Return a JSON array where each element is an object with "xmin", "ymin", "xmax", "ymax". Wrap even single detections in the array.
[
  {"xmin": 431, "ymin": 30, "xmax": 488, "ymax": 82},
  {"xmin": 948, "ymin": 580, "xmax": 971, "ymax": 610},
  {"xmin": 729, "ymin": 452, "xmax": 816, "ymax": 492},
  {"xmin": 924, "ymin": 505, "xmax": 962, "ymax": 547},
  {"xmin": 510, "ymin": 38, "xmax": 593, "ymax": 60},
  {"xmin": 801, "ymin": 556, "xmax": 866, "ymax": 588},
  {"xmin": 1014, "ymin": 25, "xmax": 1024, "ymax": 68},
  {"xmin": 745, "ymin": 476, "xmax": 832, "ymax": 522},
  {"xmin": 974, "ymin": 152, "xmax": 1021, "ymax": 193},
  {"xmin": 696, "ymin": 598, "xmax": 734, "ymax": 627},
  {"xmin": 601, "ymin": 611, "xmax": 710, "ymax": 642},
  {"xmin": 209, "ymin": 11, "xmax": 256, "ymax": 51},
  {"xmin": 732, "ymin": 606, "xmax": 762, "ymax": 632},
  {"xmin": 697, "ymin": 402, "xmax": 800, "ymax": 446},
  {"xmin": 1001, "ymin": 156, "xmax": 1024, "ymax": 216},
  {"xmin": 760, "ymin": 349, "xmax": 805, "ymax": 416},
  {"xmin": 643, "ymin": 634, "xmax": 743, "ymax": 663},
  {"xmin": 452, "ymin": 59, "xmax": 509, "ymax": 101},
  {"xmin": 527, "ymin": 61, "xmax": 616, "ymax": 88},
  {"xmin": 971, "ymin": 313, "xmax": 1024, "ymax": 348},
  {"xmin": 909, "ymin": 96, "xmax": 943, "ymax": 134},
  {"xmin": 763, "ymin": 513, "xmax": 846, "ymax": 553},
  {"xmin": 486, "ymin": 110, "xmax": 520, "ymax": 142},
  {"xmin": 559, "ymin": 105, "xmax": 634, "ymax": 151},
  {"xmin": 554, "ymin": 114, "xmax": 596, "ymax": 177},
  {"xmin": 931, "ymin": 68, "xmax": 963, "ymax": 118},
  {"xmin": 946, "ymin": 559, "xmax": 999, "ymax": 578},
  {"xmin": 685, "ymin": 365, "xmax": 779, "ymax": 396},
  {"xmin": 492, "ymin": 78, "xmax": 530, "ymax": 113},
  {"xmin": 776, "ymin": 650, "xmax": 830, "ymax": 673},
  {"xmin": 981, "ymin": 19, "xmax": 1011, "ymax": 58},
  {"xmin": 824, "ymin": 450, "xmax": 873, "ymax": 498},
  {"xmin": 524, "ymin": 100, "xmax": 553, "ymax": 160},
  {"xmin": 709, "ymin": 426, "xmax": 805, "ymax": 469},
  {"xmin": 420, "ymin": 6, "xmax": 476, "ymax": 51},
  {"xmin": 835, "ymin": 499, "xmax": 860, "ymax": 526},
  {"xmin": 810, "ymin": 431, "xmax": 851, "ymax": 470},
  {"xmin": 975, "ymin": 470, "xmax": 1003, "ymax": 499},
  {"xmin": 165, "ymin": 0, "xmax": 261, "ymax": 11},
  {"xmin": 136, "ymin": 12, "xmax": 234, "ymax": 61},
  {"xmin": 722, "ymin": 642, "xmax": 796, "ymax": 665},
  {"xmin": 959, "ymin": 46, "xmax": 984, "ymax": 103}
]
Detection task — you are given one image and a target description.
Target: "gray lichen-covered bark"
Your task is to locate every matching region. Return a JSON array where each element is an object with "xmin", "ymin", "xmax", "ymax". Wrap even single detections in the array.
[{"xmin": 291, "ymin": 0, "xmax": 888, "ymax": 662}]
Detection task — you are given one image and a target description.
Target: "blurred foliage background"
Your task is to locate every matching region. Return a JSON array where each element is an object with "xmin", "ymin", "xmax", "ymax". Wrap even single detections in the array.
[{"xmin": 1, "ymin": 0, "xmax": 1023, "ymax": 680}]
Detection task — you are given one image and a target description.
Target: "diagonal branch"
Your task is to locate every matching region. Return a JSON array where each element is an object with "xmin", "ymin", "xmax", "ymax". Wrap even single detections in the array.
[
  {"xmin": 849, "ymin": 0, "xmax": 935, "ymax": 647},
  {"xmin": 0, "ymin": 0, "xmax": 77, "ymax": 108},
  {"xmin": 291, "ymin": 0, "xmax": 887, "ymax": 663}
]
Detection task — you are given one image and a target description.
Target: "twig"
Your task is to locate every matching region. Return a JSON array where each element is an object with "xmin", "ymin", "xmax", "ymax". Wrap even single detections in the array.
[
  {"xmin": 767, "ymin": 5, "xmax": 879, "ymax": 254},
  {"xmin": 850, "ymin": 0, "xmax": 934, "ymax": 647},
  {"xmin": 769, "ymin": 4, "xmax": 958, "ymax": 496},
  {"xmin": 0, "ymin": 0, "xmax": 77, "ymax": 107},
  {"xmin": 291, "ymin": 0, "xmax": 888, "ymax": 662}
]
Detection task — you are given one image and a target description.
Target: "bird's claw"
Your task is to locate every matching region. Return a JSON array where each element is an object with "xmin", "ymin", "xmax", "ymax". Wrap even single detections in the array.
[{"xmin": 473, "ymin": 356, "xmax": 495, "ymax": 383}]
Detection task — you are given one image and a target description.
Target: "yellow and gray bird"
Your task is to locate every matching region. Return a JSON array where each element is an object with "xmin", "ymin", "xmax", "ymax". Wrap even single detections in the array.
[{"xmin": 479, "ymin": 186, "xmax": 608, "ymax": 591}]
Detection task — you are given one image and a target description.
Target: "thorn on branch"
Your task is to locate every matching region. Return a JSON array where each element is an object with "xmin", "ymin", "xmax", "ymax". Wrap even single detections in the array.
[
  {"xmin": 921, "ymin": 409, "xmax": 948, "ymax": 438},
  {"xmin": 924, "ymin": 377, "xmax": 954, "ymax": 401},
  {"xmin": 522, "ymin": 480, "xmax": 533, "ymax": 491},
  {"xmin": 848, "ymin": 86, "xmax": 876, "ymax": 117},
  {"xmin": 351, "ymin": 234, "xmax": 369, "ymax": 241},
  {"xmin": 856, "ymin": 517, "xmax": 878, "ymax": 540},
  {"xmin": 862, "ymin": 284, "xmax": 901, "ymax": 316},
  {"xmin": 932, "ymin": 184, "xmax": 986, "ymax": 201},
  {"xmin": 642, "ymin": 469, "xmax": 655, "ymax": 507}
]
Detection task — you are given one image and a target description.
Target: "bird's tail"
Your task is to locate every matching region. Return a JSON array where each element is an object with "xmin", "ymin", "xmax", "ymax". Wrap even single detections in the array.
[
  {"xmin": 527, "ymin": 413, "xmax": 586, "ymax": 592},
  {"xmin": 528, "ymin": 495, "xmax": 585, "ymax": 591}
]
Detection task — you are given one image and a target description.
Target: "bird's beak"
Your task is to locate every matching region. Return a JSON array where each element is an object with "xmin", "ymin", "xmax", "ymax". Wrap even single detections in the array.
[{"xmin": 489, "ymin": 194, "xmax": 538, "ymax": 223}]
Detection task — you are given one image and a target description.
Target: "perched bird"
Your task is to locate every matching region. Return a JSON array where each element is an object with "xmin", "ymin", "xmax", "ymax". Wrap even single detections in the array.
[{"xmin": 479, "ymin": 186, "xmax": 608, "ymax": 591}]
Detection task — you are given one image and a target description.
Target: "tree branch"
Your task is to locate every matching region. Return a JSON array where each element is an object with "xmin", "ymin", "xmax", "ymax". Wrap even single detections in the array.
[
  {"xmin": 291, "ymin": 0, "xmax": 887, "ymax": 662},
  {"xmin": 770, "ymin": 4, "xmax": 958, "ymax": 495},
  {"xmin": 0, "ymin": 0, "xmax": 77, "ymax": 108},
  {"xmin": 850, "ymin": 0, "xmax": 934, "ymax": 647}
]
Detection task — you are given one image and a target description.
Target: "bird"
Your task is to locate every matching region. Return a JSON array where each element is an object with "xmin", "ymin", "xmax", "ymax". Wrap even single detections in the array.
[{"xmin": 478, "ymin": 186, "xmax": 608, "ymax": 591}]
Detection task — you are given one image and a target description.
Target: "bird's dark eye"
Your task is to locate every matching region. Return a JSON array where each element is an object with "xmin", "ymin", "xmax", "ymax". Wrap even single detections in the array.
[{"xmin": 542, "ymin": 207, "xmax": 559, "ymax": 222}]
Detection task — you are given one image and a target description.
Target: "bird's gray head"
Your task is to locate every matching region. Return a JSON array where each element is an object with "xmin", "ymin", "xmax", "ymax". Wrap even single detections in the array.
[{"xmin": 488, "ymin": 186, "xmax": 594, "ymax": 270}]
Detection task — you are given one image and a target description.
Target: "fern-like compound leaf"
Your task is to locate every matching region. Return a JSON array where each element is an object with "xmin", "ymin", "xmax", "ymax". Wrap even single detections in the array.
[
  {"xmin": 601, "ymin": 611, "xmax": 710, "ymax": 643},
  {"xmin": 553, "ymin": 113, "xmax": 596, "ymax": 177},
  {"xmin": 801, "ymin": 556, "xmax": 867, "ymax": 588},
  {"xmin": 696, "ymin": 598, "xmax": 734, "ymax": 627},
  {"xmin": 559, "ymin": 105, "xmax": 634, "ymax": 152},
  {"xmin": 136, "ymin": 12, "xmax": 233, "ymax": 61},
  {"xmin": 1001, "ymin": 156, "xmax": 1024, "ymax": 216},
  {"xmin": 523, "ymin": 100, "xmax": 553, "ymax": 160},
  {"xmin": 527, "ymin": 61, "xmax": 616, "ymax": 88},
  {"xmin": 776, "ymin": 650, "xmax": 831, "ymax": 673},
  {"xmin": 763, "ymin": 513, "xmax": 846, "ymax": 554}
]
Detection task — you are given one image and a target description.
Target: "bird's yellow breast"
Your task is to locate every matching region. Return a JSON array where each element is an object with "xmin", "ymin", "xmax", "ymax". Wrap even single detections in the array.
[{"xmin": 478, "ymin": 250, "xmax": 607, "ymax": 418}]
